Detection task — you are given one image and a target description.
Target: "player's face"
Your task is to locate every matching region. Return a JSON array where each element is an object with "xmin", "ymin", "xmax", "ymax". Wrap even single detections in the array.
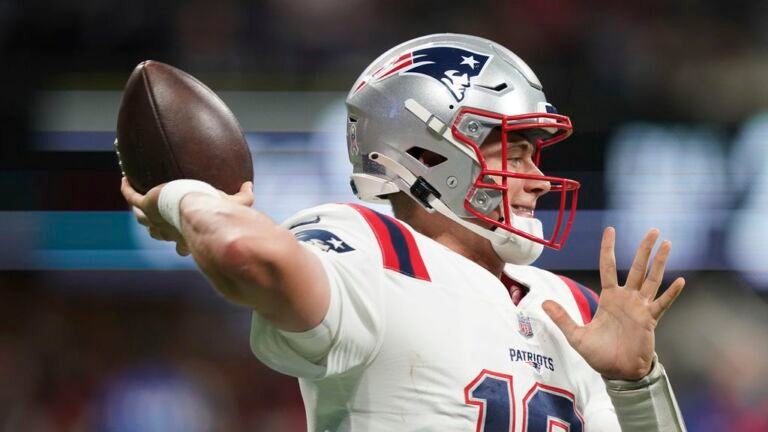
[{"xmin": 479, "ymin": 129, "xmax": 551, "ymax": 220}]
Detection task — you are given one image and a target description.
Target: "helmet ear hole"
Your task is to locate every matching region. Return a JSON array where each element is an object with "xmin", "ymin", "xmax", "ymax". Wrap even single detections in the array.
[{"xmin": 406, "ymin": 146, "xmax": 447, "ymax": 168}]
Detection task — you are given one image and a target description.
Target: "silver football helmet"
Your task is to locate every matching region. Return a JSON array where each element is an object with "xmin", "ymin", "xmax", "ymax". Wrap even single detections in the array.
[{"xmin": 346, "ymin": 33, "xmax": 579, "ymax": 265}]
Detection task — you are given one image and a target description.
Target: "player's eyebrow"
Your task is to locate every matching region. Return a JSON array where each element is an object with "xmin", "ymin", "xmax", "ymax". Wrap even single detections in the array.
[{"xmin": 506, "ymin": 135, "xmax": 535, "ymax": 154}]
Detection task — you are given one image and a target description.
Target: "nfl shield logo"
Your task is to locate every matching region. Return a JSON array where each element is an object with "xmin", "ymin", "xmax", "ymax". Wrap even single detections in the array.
[{"xmin": 517, "ymin": 313, "xmax": 534, "ymax": 339}]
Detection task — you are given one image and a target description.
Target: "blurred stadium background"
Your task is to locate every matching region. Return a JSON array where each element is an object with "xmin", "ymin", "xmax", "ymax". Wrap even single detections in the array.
[{"xmin": 2, "ymin": 0, "xmax": 768, "ymax": 430}]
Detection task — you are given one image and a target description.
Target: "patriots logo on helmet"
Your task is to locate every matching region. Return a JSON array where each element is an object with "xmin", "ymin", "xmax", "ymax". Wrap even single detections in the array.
[{"xmin": 355, "ymin": 46, "xmax": 492, "ymax": 102}]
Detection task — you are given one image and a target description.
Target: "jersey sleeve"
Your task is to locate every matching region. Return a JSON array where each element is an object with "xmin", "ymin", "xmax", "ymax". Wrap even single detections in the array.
[
  {"xmin": 557, "ymin": 275, "xmax": 600, "ymax": 325},
  {"xmin": 249, "ymin": 203, "xmax": 387, "ymax": 380}
]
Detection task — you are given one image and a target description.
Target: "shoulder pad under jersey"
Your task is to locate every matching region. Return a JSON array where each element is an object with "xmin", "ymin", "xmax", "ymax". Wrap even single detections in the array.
[{"xmin": 283, "ymin": 203, "xmax": 431, "ymax": 281}]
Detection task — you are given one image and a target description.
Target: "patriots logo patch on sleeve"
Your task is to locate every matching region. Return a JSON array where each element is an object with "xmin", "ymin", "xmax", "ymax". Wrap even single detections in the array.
[
  {"xmin": 294, "ymin": 229, "xmax": 355, "ymax": 253},
  {"xmin": 288, "ymin": 216, "xmax": 321, "ymax": 230}
]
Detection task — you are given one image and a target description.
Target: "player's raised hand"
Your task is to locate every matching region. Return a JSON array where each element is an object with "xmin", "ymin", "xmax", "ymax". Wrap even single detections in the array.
[
  {"xmin": 542, "ymin": 227, "xmax": 685, "ymax": 380},
  {"xmin": 120, "ymin": 178, "xmax": 254, "ymax": 256}
]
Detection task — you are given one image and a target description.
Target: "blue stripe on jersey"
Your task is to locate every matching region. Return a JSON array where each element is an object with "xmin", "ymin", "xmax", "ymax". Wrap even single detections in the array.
[
  {"xmin": 375, "ymin": 213, "xmax": 416, "ymax": 278},
  {"xmin": 574, "ymin": 282, "xmax": 598, "ymax": 318}
]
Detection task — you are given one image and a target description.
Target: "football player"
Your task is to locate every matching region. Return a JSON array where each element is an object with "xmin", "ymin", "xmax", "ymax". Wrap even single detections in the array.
[{"xmin": 122, "ymin": 34, "xmax": 687, "ymax": 431}]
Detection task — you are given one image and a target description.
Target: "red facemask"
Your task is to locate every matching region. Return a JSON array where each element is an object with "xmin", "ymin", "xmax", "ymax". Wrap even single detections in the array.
[{"xmin": 450, "ymin": 106, "xmax": 580, "ymax": 250}]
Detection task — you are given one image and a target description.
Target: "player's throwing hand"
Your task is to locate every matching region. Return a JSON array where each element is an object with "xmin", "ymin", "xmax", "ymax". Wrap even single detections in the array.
[
  {"xmin": 542, "ymin": 227, "xmax": 686, "ymax": 380},
  {"xmin": 120, "ymin": 177, "xmax": 254, "ymax": 256}
]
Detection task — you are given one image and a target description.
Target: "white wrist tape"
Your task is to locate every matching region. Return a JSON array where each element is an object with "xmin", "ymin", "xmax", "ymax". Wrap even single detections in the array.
[
  {"xmin": 158, "ymin": 179, "xmax": 219, "ymax": 231},
  {"xmin": 604, "ymin": 356, "xmax": 687, "ymax": 431}
]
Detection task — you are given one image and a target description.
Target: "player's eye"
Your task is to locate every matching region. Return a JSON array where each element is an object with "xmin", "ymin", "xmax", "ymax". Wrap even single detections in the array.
[
  {"xmin": 507, "ymin": 157, "xmax": 523, "ymax": 166},
  {"xmin": 506, "ymin": 148, "xmax": 527, "ymax": 162}
]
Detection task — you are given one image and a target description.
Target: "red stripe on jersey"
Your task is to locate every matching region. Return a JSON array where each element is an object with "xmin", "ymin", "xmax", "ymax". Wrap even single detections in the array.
[
  {"xmin": 558, "ymin": 275, "xmax": 598, "ymax": 324},
  {"xmin": 347, "ymin": 204, "xmax": 430, "ymax": 281},
  {"xmin": 397, "ymin": 221, "xmax": 430, "ymax": 281},
  {"xmin": 347, "ymin": 204, "xmax": 400, "ymax": 271}
]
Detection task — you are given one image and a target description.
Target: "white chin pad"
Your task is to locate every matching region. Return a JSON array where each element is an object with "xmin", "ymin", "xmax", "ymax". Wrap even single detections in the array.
[{"xmin": 491, "ymin": 214, "xmax": 544, "ymax": 265}]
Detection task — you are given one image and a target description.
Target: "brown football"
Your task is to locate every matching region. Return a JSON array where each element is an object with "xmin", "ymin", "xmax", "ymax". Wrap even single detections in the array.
[{"xmin": 116, "ymin": 60, "xmax": 252, "ymax": 194}]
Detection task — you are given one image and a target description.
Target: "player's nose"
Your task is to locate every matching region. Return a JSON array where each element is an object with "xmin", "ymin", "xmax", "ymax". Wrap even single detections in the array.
[{"xmin": 524, "ymin": 166, "xmax": 551, "ymax": 196}]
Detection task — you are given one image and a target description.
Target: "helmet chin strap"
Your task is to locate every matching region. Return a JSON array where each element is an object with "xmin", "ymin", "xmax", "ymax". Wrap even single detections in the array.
[
  {"xmin": 369, "ymin": 152, "xmax": 544, "ymax": 265},
  {"xmin": 490, "ymin": 215, "xmax": 544, "ymax": 265}
]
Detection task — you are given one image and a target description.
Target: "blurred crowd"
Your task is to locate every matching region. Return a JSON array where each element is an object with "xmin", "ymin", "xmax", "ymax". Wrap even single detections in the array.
[
  {"xmin": 0, "ymin": 272, "xmax": 306, "ymax": 431},
  {"xmin": 3, "ymin": 0, "xmax": 768, "ymax": 125}
]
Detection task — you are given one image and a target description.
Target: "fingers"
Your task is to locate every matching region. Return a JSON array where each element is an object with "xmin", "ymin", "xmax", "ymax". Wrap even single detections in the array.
[
  {"xmin": 217, "ymin": 182, "xmax": 254, "ymax": 207},
  {"xmin": 599, "ymin": 227, "xmax": 619, "ymax": 291},
  {"xmin": 120, "ymin": 177, "xmax": 144, "ymax": 207},
  {"xmin": 542, "ymin": 300, "xmax": 582, "ymax": 347},
  {"xmin": 148, "ymin": 225, "xmax": 188, "ymax": 247},
  {"xmin": 176, "ymin": 242, "xmax": 191, "ymax": 256},
  {"xmin": 148, "ymin": 226, "xmax": 190, "ymax": 256},
  {"xmin": 640, "ymin": 240, "xmax": 671, "ymax": 299},
  {"xmin": 132, "ymin": 206, "xmax": 150, "ymax": 227},
  {"xmin": 148, "ymin": 227, "xmax": 169, "ymax": 241},
  {"xmin": 625, "ymin": 229, "xmax": 660, "ymax": 290},
  {"xmin": 649, "ymin": 277, "xmax": 685, "ymax": 320},
  {"xmin": 232, "ymin": 181, "xmax": 254, "ymax": 207}
]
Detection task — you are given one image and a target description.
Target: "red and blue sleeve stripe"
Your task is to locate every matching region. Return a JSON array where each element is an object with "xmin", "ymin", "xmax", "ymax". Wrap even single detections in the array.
[
  {"xmin": 558, "ymin": 275, "xmax": 599, "ymax": 324},
  {"xmin": 347, "ymin": 204, "xmax": 430, "ymax": 282}
]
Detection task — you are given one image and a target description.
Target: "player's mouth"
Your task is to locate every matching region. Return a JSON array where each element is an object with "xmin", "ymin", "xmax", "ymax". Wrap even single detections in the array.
[{"xmin": 511, "ymin": 205, "xmax": 535, "ymax": 218}]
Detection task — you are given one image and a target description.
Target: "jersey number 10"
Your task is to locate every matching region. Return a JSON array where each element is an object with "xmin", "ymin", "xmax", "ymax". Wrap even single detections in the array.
[{"xmin": 465, "ymin": 369, "xmax": 584, "ymax": 432}]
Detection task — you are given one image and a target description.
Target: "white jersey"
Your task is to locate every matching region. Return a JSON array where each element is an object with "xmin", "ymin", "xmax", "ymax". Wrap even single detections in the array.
[{"xmin": 250, "ymin": 203, "xmax": 620, "ymax": 431}]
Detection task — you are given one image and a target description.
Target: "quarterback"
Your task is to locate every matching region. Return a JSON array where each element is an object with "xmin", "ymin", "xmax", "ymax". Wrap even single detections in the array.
[{"xmin": 122, "ymin": 34, "xmax": 687, "ymax": 431}]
